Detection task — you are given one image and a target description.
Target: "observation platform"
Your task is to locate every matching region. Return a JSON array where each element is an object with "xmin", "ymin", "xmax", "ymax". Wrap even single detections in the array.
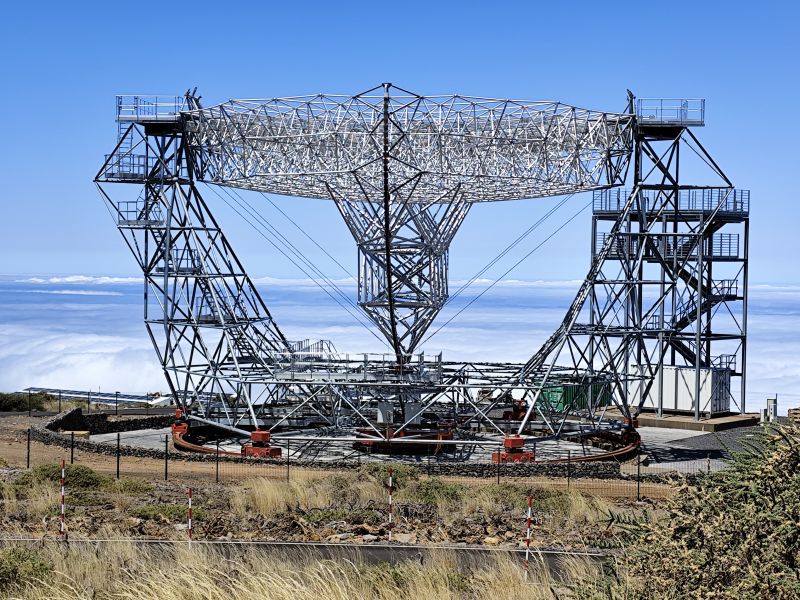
[
  {"xmin": 115, "ymin": 95, "xmax": 185, "ymax": 123},
  {"xmin": 593, "ymin": 188, "xmax": 749, "ymax": 221},
  {"xmin": 635, "ymin": 98, "xmax": 705, "ymax": 133}
]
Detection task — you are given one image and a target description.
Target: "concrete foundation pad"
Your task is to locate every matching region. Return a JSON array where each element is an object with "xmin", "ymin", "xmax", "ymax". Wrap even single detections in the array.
[{"xmin": 605, "ymin": 409, "xmax": 759, "ymax": 432}]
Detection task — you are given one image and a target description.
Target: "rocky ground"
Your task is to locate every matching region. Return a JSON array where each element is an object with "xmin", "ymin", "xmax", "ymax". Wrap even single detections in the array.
[{"xmin": 0, "ymin": 461, "xmax": 646, "ymax": 551}]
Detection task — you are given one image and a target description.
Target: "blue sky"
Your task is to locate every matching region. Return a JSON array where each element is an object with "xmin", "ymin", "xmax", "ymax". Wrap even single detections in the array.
[{"xmin": 0, "ymin": 1, "xmax": 797, "ymax": 284}]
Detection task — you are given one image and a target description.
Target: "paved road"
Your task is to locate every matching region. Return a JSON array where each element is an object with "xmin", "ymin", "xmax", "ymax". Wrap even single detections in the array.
[{"xmin": 90, "ymin": 428, "xmax": 173, "ymax": 450}]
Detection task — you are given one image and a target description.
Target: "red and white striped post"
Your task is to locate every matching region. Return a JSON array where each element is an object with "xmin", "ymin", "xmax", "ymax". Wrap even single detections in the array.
[
  {"xmin": 387, "ymin": 468, "xmax": 394, "ymax": 542},
  {"xmin": 187, "ymin": 487, "xmax": 193, "ymax": 546},
  {"xmin": 59, "ymin": 459, "xmax": 67, "ymax": 542},
  {"xmin": 523, "ymin": 494, "xmax": 533, "ymax": 577}
]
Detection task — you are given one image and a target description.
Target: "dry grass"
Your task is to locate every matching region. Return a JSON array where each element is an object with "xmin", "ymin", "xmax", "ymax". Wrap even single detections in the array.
[
  {"xmin": 0, "ymin": 538, "xmax": 608, "ymax": 599},
  {"xmin": 556, "ymin": 490, "xmax": 611, "ymax": 523},
  {"xmin": 16, "ymin": 482, "xmax": 59, "ymax": 521},
  {"xmin": 230, "ymin": 472, "xmax": 385, "ymax": 518},
  {"xmin": 1, "ymin": 485, "xmax": 18, "ymax": 515}
]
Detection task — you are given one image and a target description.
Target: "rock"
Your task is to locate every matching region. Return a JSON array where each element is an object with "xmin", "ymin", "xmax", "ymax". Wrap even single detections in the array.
[
  {"xmin": 353, "ymin": 524, "xmax": 380, "ymax": 535},
  {"xmin": 174, "ymin": 523, "xmax": 189, "ymax": 531},
  {"xmin": 503, "ymin": 530, "xmax": 516, "ymax": 540},
  {"xmin": 483, "ymin": 536, "xmax": 501, "ymax": 546},
  {"xmin": 362, "ymin": 534, "xmax": 378, "ymax": 542},
  {"xmin": 326, "ymin": 532, "xmax": 353, "ymax": 542},
  {"xmin": 392, "ymin": 533, "xmax": 415, "ymax": 544}
]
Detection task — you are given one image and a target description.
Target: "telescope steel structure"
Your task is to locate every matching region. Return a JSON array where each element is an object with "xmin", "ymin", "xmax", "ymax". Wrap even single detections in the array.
[{"xmin": 94, "ymin": 84, "xmax": 747, "ymax": 447}]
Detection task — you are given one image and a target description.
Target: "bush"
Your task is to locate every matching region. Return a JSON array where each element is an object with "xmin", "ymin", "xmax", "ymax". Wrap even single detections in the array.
[
  {"xmin": 15, "ymin": 464, "xmax": 111, "ymax": 491},
  {"xmin": 602, "ymin": 423, "xmax": 800, "ymax": 599},
  {"xmin": 0, "ymin": 547, "xmax": 52, "ymax": 591},
  {"xmin": 400, "ymin": 479, "xmax": 465, "ymax": 506},
  {"xmin": 0, "ymin": 393, "xmax": 49, "ymax": 412},
  {"xmin": 359, "ymin": 463, "xmax": 419, "ymax": 490},
  {"xmin": 111, "ymin": 478, "xmax": 154, "ymax": 495}
]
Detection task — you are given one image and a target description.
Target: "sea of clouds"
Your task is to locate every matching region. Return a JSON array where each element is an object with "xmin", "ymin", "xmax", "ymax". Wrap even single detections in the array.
[{"xmin": 1, "ymin": 275, "xmax": 798, "ymax": 414}]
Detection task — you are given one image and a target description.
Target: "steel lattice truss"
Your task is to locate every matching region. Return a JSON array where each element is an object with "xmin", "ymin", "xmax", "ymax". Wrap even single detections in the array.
[
  {"xmin": 185, "ymin": 84, "xmax": 634, "ymax": 357},
  {"xmin": 187, "ymin": 84, "xmax": 633, "ymax": 201}
]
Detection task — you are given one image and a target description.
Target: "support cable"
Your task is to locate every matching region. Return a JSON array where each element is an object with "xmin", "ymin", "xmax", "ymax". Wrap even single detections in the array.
[
  {"xmin": 204, "ymin": 183, "xmax": 388, "ymax": 349},
  {"xmin": 215, "ymin": 185, "xmax": 359, "ymax": 314},
  {"xmin": 218, "ymin": 185, "xmax": 355, "ymax": 304},
  {"xmin": 421, "ymin": 197, "xmax": 593, "ymax": 346},
  {"xmin": 446, "ymin": 193, "xmax": 575, "ymax": 307},
  {"xmin": 256, "ymin": 191, "xmax": 353, "ymax": 279}
]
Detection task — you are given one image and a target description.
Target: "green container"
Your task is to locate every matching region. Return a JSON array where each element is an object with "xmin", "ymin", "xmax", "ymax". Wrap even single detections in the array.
[{"xmin": 540, "ymin": 382, "xmax": 612, "ymax": 412}]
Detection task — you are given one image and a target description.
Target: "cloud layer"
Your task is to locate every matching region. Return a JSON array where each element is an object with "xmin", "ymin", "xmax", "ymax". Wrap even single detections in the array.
[{"xmin": 1, "ymin": 275, "xmax": 797, "ymax": 414}]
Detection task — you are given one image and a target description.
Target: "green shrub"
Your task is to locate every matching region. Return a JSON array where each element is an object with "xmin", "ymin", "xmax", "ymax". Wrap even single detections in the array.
[
  {"xmin": 0, "ymin": 393, "xmax": 49, "ymax": 412},
  {"xmin": 359, "ymin": 463, "xmax": 419, "ymax": 489},
  {"xmin": 110, "ymin": 478, "xmax": 154, "ymax": 495},
  {"xmin": 600, "ymin": 423, "xmax": 800, "ymax": 599},
  {"xmin": 15, "ymin": 464, "xmax": 111, "ymax": 490},
  {"xmin": 474, "ymin": 482, "xmax": 529, "ymax": 507},
  {"xmin": 304, "ymin": 507, "xmax": 350, "ymax": 524},
  {"xmin": 400, "ymin": 479, "xmax": 465, "ymax": 506},
  {"xmin": 0, "ymin": 547, "xmax": 52, "ymax": 591}
]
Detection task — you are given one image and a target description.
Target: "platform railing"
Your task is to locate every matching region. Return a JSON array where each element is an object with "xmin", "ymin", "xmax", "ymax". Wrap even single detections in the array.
[
  {"xmin": 597, "ymin": 232, "xmax": 740, "ymax": 260},
  {"xmin": 116, "ymin": 95, "xmax": 187, "ymax": 122},
  {"xmin": 594, "ymin": 188, "xmax": 749, "ymax": 215},
  {"xmin": 636, "ymin": 98, "xmax": 705, "ymax": 127}
]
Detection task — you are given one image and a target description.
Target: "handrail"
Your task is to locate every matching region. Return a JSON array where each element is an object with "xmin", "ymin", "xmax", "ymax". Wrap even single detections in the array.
[{"xmin": 636, "ymin": 98, "xmax": 705, "ymax": 126}]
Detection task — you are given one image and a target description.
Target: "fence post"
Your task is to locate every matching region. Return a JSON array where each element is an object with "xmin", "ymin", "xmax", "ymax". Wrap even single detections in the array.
[
  {"xmin": 567, "ymin": 450, "xmax": 571, "ymax": 491},
  {"xmin": 60, "ymin": 458, "xmax": 67, "ymax": 542},
  {"xmin": 28, "ymin": 390, "xmax": 31, "ymax": 417},
  {"xmin": 70, "ymin": 432, "xmax": 75, "ymax": 465},
  {"xmin": 116, "ymin": 432, "xmax": 121, "ymax": 480},
  {"xmin": 496, "ymin": 446, "xmax": 501, "ymax": 485},
  {"xmin": 26, "ymin": 428, "xmax": 31, "ymax": 469},
  {"xmin": 286, "ymin": 440, "xmax": 290, "ymax": 482},
  {"xmin": 524, "ymin": 494, "xmax": 533, "ymax": 578},
  {"xmin": 87, "ymin": 391, "xmax": 90, "ymax": 414},
  {"xmin": 387, "ymin": 467, "xmax": 394, "ymax": 542},
  {"xmin": 215, "ymin": 442, "xmax": 220, "ymax": 484},
  {"xmin": 58, "ymin": 391, "xmax": 62, "ymax": 413},
  {"xmin": 637, "ymin": 447, "xmax": 642, "ymax": 501},
  {"xmin": 187, "ymin": 487, "xmax": 193, "ymax": 547},
  {"xmin": 164, "ymin": 435, "xmax": 169, "ymax": 481}
]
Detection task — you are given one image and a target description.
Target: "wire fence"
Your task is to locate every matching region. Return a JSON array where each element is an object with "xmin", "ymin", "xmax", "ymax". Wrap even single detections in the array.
[{"xmin": 4, "ymin": 427, "xmax": 718, "ymax": 501}]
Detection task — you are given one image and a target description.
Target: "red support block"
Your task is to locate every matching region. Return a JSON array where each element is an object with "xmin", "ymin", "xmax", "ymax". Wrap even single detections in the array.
[
  {"xmin": 250, "ymin": 430, "xmax": 271, "ymax": 444},
  {"xmin": 242, "ymin": 429, "xmax": 281, "ymax": 458},
  {"xmin": 493, "ymin": 435, "xmax": 534, "ymax": 463},
  {"xmin": 492, "ymin": 450, "xmax": 535, "ymax": 464},
  {"xmin": 503, "ymin": 435, "xmax": 525, "ymax": 449},
  {"xmin": 242, "ymin": 445, "xmax": 282, "ymax": 458}
]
